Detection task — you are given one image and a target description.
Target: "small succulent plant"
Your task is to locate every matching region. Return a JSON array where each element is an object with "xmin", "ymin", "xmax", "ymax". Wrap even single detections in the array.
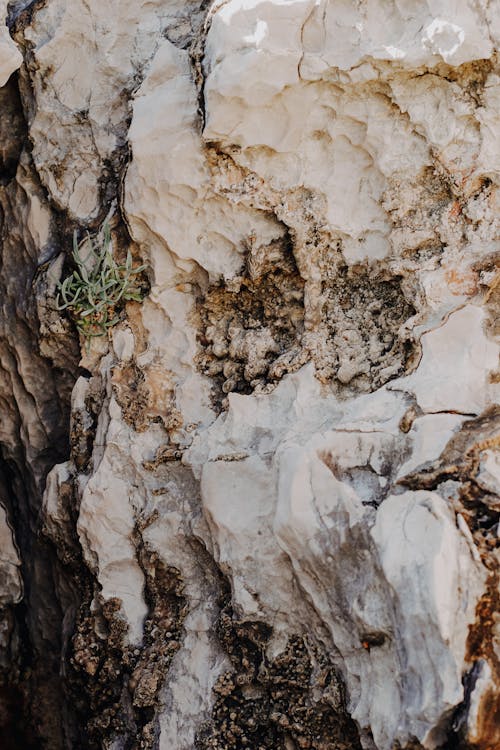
[{"xmin": 56, "ymin": 223, "xmax": 146, "ymax": 343}]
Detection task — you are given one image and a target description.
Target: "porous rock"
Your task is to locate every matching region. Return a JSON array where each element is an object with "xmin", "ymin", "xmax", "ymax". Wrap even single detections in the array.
[{"xmin": 0, "ymin": 1, "xmax": 499, "ymax": 749}]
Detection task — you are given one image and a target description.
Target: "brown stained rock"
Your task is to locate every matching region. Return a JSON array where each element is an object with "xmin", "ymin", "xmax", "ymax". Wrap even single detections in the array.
[
  {"xmin": 310, "ymin": 263, "xmax": 416, "ymax": 390},
  {"xmin": 67, "ymin": 542, "xmax": 187, "ymax": 750},
  {"xmin": 398, "ymin": 406, "xmax": 500, "ymax": 493},
  {"xmin": 463, "ymin": 574, "xmax": 500, "ymax": 750},
  {"xmin": 382, "ymin": 165, "xmax": 454, "ymax": 258},
  {"xmin": 196, "ymin": 239, "xmax": 415, "ymax": 402},
  {"xmin": 195, "ymin": 153, "xmax": 418, "ymax": 404},
  {"xmin": 112, "ymin": 360, "xmax": 183, "ymax": 434},
  {"xmin": 466, "ymin": 683, "xmax": 500, "ymax": 750},
  {"xmin": 70, "ymin": 375, "xmax": 104, "ymax": 473},
  {"xmin": 196, "ymin": 237, "xmax": 305, "ymax": 401},
  {"xmin": 196, "ymin": 601, "xmax": 361, "ymax": 750},
  {"xmin": 482, "ymin": 254, "xmax": 500, "ymax": 346},
  {"xmin": 131, "ymin": 549, "xmax": 187, "ymax": 720}
]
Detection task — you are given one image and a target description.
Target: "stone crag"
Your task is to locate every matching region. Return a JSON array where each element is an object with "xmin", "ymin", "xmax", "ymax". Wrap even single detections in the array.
[{"xmin": 0, "ymin": 1, "xmax": 499, "ymax": 749}]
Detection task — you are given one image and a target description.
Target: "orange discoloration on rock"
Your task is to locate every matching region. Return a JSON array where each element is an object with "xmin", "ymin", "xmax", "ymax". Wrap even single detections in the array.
[
  {"xmin": 484, "ymin": 271, "xmax": 500, "ymax": 304},
  {"xmin": 444, "ymin": 266, "xmax": 478, "ymax": 296},
  {"xmin": 468, "ymin": 684, "xmax": 500, "ymax": 750},
  {"xmin": 449, "ymin": 200, "xmax": 462, "ymax": 219},
  {"xmin": 466, "ymin": 576, "xmax": 499, "ymax": 665},
  {"xmin": 465, "ymin": 572, "xmax": 500, "ymax": 750}
]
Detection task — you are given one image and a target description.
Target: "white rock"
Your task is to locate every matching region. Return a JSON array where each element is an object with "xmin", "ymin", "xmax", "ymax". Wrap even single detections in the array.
[
  {"xmin": 0, "ymin": 2, "xmax": 22, "ymax": 87},
  {"xmin": 77, "ymin": 437, "xmax": 148, "ymax": 645},
  {"xmin": 202, "ymin": 454, "xmax": 297, "ymax": 620},
  {"xmin": 20, "ymin": 0, "xmax": 500, "ymax": 746},
  {"xmin": 477, "ymin": 73, "xmax": 500, "ymax": 174},
  {"xmin": 187, "ymin": 362, "xmax": 490, "ymax": 749},
  {"xmin": 140, "ymin": 483, "xmax": 232, "ymax": 749},
  {"xmin": 207, "ymin": 0, "xmax": 493, "ymax": 93},
  {"xmin": 371, "ymin": 490, "xmax": 486, "ymax": 749},
  {"xmin": 389, "ymin": 73, "xmax": 480, "ymax": 176},
  {"xmin": 202, "ymin": 0, "xmax": 500, "ymax": 285},
  {"xmin": 112, "ymin": 325, "xmax": 135, "ymax": 362},
  {"xmin": 476, "ymin": 449, "xmax": 500, "ymax": 507},
  {"xmin": 396, "ymin": 413, "xmax": 467, "ymax": 478},
  {"xmin": 22, "ymin": 0, "xmax": 209, "ymax": 220},
  {"xmin": 125, "ymin": 38, "xmax": 285, "ymax": 280},
  {"xmin": 393, "ymin": 306, "xmax": 500, "ymax": 415},
  {"xmin": 42, "ymin": 462, "xmax": 72, "ymax": 544}
]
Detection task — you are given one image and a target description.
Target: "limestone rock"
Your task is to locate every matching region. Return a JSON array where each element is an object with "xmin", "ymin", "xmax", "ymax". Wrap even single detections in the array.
[
  {"xmin": 16, "ymin": 0, "xmax": 210, "ymax": 221},
  {"xmin": 188, "ymin": 368, "xmax": 490, "ymax": 750},
  {"xmin": 0, "ymin": 0, "xmax": 499, "ymax": 748},
  {"xmin": 0, "ymin": 2, "xmax": 21, "ymax": 86}
]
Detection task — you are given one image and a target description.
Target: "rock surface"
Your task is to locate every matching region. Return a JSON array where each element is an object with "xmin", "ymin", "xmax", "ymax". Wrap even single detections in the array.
[{"xmin": 0, "ymin": 1, "xmax": 499, "ymax": 749}]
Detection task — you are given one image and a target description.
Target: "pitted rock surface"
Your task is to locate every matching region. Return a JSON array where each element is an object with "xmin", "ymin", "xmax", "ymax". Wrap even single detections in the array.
[{"xmin": 0, "ymin": 2, "xmax": 499, "ymax": 749}]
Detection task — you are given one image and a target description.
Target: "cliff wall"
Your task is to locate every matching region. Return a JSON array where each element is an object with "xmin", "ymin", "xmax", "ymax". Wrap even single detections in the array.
[{"xmin": 0, "ymin": 2, "xmax": 499, "ymax": 749}]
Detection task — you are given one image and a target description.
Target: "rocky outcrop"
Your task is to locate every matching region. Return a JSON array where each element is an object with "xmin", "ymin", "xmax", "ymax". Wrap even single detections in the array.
[
  {"xmin": 0, "ymin": 61, "xmax": 80, "ymax": 748},
  {"xmin": 0, "ymin": 1, "xmax": 499, "ymax": 749}
]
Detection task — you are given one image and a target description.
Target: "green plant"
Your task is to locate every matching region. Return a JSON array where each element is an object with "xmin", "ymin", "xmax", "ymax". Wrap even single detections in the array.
[{"xmin": 56, "ymin": 223, "xmax": 146, "ymax": 342}]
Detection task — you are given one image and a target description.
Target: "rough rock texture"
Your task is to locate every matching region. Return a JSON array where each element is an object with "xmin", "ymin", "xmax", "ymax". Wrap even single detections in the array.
[
  {"xmin": 0, "ymin": 39, "xmax": 82, "ymax": 746},
  {"xmin": 0, "ymin": 1, "xmax": 499, "ymax": 749}
]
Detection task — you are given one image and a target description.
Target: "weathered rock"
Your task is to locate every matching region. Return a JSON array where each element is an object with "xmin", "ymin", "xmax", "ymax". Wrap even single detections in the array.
[
  {"xmin": 0, "ymin": 1, "xmax": 499, "ymax": 749},
  {"xmin": 0, "ymin": 502, "xmax": 21, "ymax": 610},
  {"xmin": 0, "ymin": 2, "xmax": 21, "ymax": 86},
  {"xmin": 187, "ymin": 369, "xmax": 489, "ymax": 749},
  {"xmin": 0, "ymin": 74, "xmax": 80, "ymax": 749}
]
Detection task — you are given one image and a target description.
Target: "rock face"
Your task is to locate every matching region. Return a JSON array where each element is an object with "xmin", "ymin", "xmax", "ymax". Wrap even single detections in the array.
[{"xmin": 0, "ymin": 1, "xmax": 499, "ymax": 749}]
